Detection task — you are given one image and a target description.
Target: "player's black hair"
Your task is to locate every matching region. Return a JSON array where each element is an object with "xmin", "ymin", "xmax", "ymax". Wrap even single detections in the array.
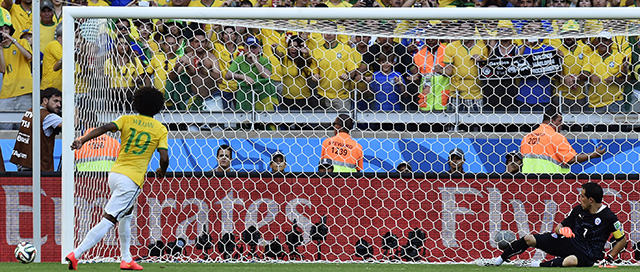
[
  {"xmin": 333, "ymin": 114, "xmax": 354, "ymax": 133},
  {"xmin": 217, "ymin": 144, "xmax": 234, "ymax": 159},
  {"xmin": 582, "ymin": 182, "xmax": 603, "ymax": 203},
  {"xmin": 542, "ymin": 107, "xmax": 561, "ymax": 123},
  {"xmin": 133, "ymin": 86, "xmax": 165, "ymax": 116},
  {"xmin": 41, "ymin": 88, "xmax": 62, "ymax": 103}
]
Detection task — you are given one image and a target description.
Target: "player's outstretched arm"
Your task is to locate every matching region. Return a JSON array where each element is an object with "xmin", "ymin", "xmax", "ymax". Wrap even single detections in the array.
[
  {"xmin": 569, "ymin": 145, "xmax": 606, "ymax": 164},
  {"xmin": 70, "ymin": 123, "xmax": 117, "ymax": 150},
  {"xmin": 156, "ymin": 149, "xmax": 169, "ymax": 178}
]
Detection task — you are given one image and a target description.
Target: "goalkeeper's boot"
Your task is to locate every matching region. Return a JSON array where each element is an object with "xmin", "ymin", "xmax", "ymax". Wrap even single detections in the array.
[
  {"xmin": 120, "ymin": 260, "xmax": 144, "ymax": 270},
  {"xmin": 65, "ymin": 252, "xmax": 78, "ymax": 270},
  {"xmin": 512, "ymin": 259, "xmax": 541, "ymax": 267},
  {"xmin": 475, "ymin": 257, "xmax": 504, "ymax": 266}
]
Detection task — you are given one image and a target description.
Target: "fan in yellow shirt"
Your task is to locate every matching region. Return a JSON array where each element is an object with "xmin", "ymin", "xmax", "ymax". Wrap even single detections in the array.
[
  {"xmin": 213, "ymin": 25, "xmax": 242, "ymax": 110},
  {"xmin": 104, "ymin": 37, "xmax": 146, "ymax": 111},
  {"xmin": 147, "ymin": 35, "xmax": 181, "ymax": 97},
  {"xmin": 42, "ymin": 36, "xmax": 63, "ymax": 90},
  {"xmin": 1, "ymin": 0, "xmax": 32, "ymax": 39},
  {"xmin": 273, "ymin": 35, "xmax": 320, "ymax": 110},
  {"xmin": 443, "ymin": 38, "xmax": 487, "ymax": 111},
  {"xmin": 583, "ymin": 34, "xmax": 629, "ymax": 113},
  {"xmin": 312, "ymin": 32, "xmax": 359, "ymax": 111},
  {"xmin": 553, "ymin": 22, "xmax": 593, "ymax": 113}
]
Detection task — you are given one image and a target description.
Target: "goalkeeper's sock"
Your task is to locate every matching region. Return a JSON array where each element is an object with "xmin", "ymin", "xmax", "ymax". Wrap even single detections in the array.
[
  {"xmin": 119, "ymin": 215, "xmax": 133, "ymax": 263},
  {"xmin": 74, "ymin": 218, "xmax": 115, "ymax": 258},
  {"xmin": 500, "ymin": 238, "xmax": 528, "ymax": 260},
  {"xmin": 540, "ymin": 257, "xmax": 564, "ymax": 267}
]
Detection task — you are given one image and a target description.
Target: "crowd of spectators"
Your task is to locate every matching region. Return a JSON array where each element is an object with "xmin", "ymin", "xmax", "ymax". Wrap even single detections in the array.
[{"xmin": 0, "ymin": 0, "xmax": 639, "ymax": 132}]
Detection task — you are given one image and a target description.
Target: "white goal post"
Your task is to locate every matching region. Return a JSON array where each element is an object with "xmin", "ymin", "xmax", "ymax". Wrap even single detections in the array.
[{"xmin": 60, "ymin": 6, "xmax": 640, "ymax": 263}]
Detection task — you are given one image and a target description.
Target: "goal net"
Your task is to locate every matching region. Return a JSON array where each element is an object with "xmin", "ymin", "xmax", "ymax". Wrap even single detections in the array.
[{"xmin": 61, "ymin": 7, "xmax": 640, "ymax": 264}]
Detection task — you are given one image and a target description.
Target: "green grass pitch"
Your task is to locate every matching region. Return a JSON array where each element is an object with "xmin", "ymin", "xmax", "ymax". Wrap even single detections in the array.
[{"xmin": 0, "ymin": 263, "xmax": 637, "ymax": 272}]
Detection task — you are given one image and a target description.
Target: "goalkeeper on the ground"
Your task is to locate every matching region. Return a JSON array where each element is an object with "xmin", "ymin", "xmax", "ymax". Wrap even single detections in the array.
[{"xmin": 477, "ymin": 182, "xmax": 627, "ymax": 267}]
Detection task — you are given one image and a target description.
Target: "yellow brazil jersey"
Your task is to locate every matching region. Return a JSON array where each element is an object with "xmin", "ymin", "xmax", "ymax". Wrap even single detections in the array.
[
  {"xmin": 312, "ymin": 42, "xmax": 358, "ymax": 99},
  {"xmin": 42, "ymin": 40, "xmax": 62, "ymax": 90},
  {"xmin": 53, "ymin": 10, "xmax": 62, "ymax": 25},
  {"xmin": 147, "ymin": 53, "xmax": 177, "ymax": 94},
  {"xmin": 110, "ymin": 115, "xmax": 168, "ymax": 187},
  {"xmin": 8, "ymin": 4, "xmax": 31, "ymax": 39},
  {"xmin": 302, "ymin": 20, "xmax": 349, "ymax": 49},
  {"xmin": 1, "ymin": 38, "xmax": 32, "ymax": 99},
  {"xmin": 189, "ymin": 0, "xmax": 225, "ymax": 7},
  {"xmin": 187, "ymin": 1, "xmax": 221, "ymax": 34},
  {"xmin": 148, "ymin": 39, "xmax": 160, "ymax": 54},
  {"xmin": 279, "ymin": 56, "xmax": 319, "ymax": 99},
  {"xmin": 555, "ymin": 41, "xmax": 592, "ymax": 101},
  {"xmin": 104, "ymin": 57, "xmax": 145, "ymax": 88},
  {"xmin": 213, "ymin": 42, "xmax": 239, "ymax": 93},
  {"xmin": 583, "ymin": 52, "xmax": 626, "ymax": 108},
  {"xmin": 259, "ymin": 28, "xmax": 292, "ymax": 82},
  {"xmin": 40, "ymin": 22, "xmax": 57, "ymax": 53},
  {"xmin": 249, "ymin": 0, "xmax": 273, "ymax": 6},
  {"xmin": 87, "ymin": 0, "xmax": 110, "ymax": 6},
  {"xmin": 444, "ymin": 40, "xmax": 487, "ymax": 100},
  {"xmin": 326, "ymin": 0, "xmax": 353, "ymax": 7},
  {"xmin": 439, "ymin": 0, "xmax": 455, "ymax": 6},
  {"xmin": 75, "ymin": 62, "xmax": 92, "ymax": 94}
]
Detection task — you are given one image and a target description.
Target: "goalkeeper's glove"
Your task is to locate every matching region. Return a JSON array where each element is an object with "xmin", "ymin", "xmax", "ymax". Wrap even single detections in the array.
[{"xmin": 558, "ymin": 227, "xmax": 575, "ymax": 238}]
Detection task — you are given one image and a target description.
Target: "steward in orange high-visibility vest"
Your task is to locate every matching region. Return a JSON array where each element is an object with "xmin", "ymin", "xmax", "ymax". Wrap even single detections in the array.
[
  {"xmin": 320, "ymin": 114, "xmax": 363, "ymax": 173},
  {"xmin": 74, "ymin": 127, "xmax": 120, "ymax": 172},
  {"xmin": 520, "ymin": 108, "xmax": 606, "ymax": 174}
]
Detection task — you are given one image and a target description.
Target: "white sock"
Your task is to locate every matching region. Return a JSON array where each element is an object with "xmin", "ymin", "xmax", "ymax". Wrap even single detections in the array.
[
  {"xmin": 119, "ymin": 215, "xmax": 133, "ymax": 263},
  {"xmin": 73, "ymin": 218, "xmax": 115, "ymax": 258},
  {"xmin": 531, "ymin": 260, "xmax": 541, "ymax": 267},
  {"xmin": 493, "ymin": 256, "xmax": 504, "ymax": 265}
]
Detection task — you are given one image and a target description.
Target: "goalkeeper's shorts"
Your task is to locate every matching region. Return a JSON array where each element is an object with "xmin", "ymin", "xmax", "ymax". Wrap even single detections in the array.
[{"xmin": 533, "ymin": 233, "xmax": 595, "ymax": 267}]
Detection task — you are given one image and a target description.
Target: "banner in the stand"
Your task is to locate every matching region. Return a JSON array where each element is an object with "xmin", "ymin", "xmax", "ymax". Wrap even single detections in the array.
[{"xmin": 478, "ymin": 50, "xmax": 562, "ymax": 80}]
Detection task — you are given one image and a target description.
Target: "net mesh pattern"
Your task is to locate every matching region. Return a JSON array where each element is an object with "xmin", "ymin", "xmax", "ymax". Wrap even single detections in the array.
[{"xmin": 69, "ymin": 11, "xmax": 640, "ymax": 264}]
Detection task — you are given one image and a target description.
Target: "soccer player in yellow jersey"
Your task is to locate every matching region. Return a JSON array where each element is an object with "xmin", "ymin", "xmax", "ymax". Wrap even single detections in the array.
[
  {"xmin": 583, "ymin": 33, "xmax": 629, "ymax": 113},
  {"xmin": 66, "ymin": 87, "xmax": 169, "ymax": 271}
]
